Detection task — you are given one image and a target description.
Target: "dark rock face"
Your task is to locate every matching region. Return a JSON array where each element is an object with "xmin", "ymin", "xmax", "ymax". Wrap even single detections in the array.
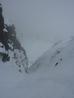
[{"xmin": 0, "ymin": 3, "xmax": 29, "ymax": 72}]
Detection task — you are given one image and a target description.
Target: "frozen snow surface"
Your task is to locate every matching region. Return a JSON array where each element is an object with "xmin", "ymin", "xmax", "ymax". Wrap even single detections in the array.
[{"xmin": 0, "ymin": 37, "xmax": 74, "ymax": 98}]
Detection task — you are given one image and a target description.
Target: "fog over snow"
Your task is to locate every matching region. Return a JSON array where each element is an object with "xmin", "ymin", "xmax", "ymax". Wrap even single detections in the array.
[
  {"xmin": 1, "ymin": 0, "xmax": 74, "ymax": 98},
  {"xmin": 1, "ymin": 0, "xmax": 74, "ymax": 62}
]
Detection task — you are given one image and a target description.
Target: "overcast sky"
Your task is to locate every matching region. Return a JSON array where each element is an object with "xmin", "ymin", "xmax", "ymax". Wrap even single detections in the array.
[{"xmin": 1, "ymin": 0, "xmax": 74, "ymax": 42}]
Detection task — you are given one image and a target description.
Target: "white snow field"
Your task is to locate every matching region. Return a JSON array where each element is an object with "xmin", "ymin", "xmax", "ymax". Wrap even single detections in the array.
[{"xmin": 0, "ymin": 37, "xmax": 74, "ymax": 98}]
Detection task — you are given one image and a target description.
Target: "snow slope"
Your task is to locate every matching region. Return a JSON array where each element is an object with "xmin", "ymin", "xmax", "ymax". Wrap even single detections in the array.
[{"xmin": 0, "ymin": 37, "xmax": 74, "ymax": 98}]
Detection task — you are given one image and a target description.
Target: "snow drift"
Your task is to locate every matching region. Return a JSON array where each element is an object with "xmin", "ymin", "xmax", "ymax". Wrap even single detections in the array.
[{"xmin": 0, "ymin": 37, "xmax": 74, "ymax": 98}]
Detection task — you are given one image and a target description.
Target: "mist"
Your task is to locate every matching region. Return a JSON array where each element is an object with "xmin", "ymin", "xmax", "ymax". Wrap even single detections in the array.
[{"xmin": 1, "ymin": 0, "xmax": 74, "ymax": 62}]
